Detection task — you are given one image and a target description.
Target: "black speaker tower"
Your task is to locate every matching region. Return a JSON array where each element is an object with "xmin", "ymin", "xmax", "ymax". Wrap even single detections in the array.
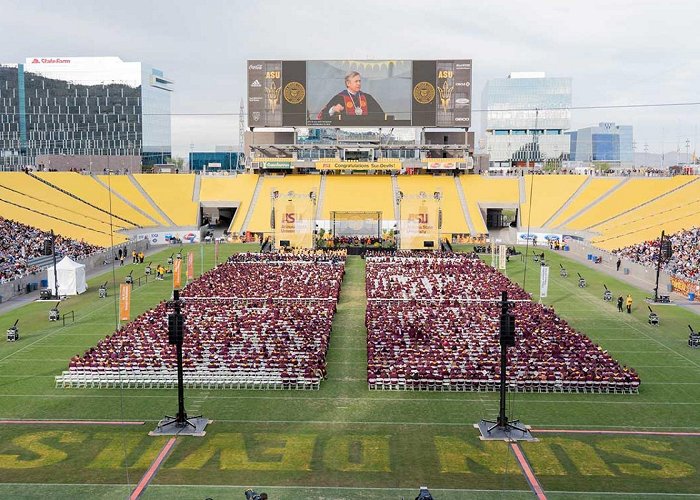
[
  {"xmin": 151, "ymin": 289, "xmax": 208, "ymax": 436},
  {"xmin": 477, "ymin": 291, "xmax": 535, "ymax": 441}
]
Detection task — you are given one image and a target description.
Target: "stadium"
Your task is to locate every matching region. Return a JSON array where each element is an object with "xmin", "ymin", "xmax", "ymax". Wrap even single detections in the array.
[{"xmin": 1, "ymin": 23, "xmax": 700, "ymax": 500}]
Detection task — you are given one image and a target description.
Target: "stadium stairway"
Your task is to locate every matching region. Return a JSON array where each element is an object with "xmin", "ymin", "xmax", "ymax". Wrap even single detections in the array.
[
  {"xmin": 315, "ymin": 173, "xmax": 327, "ymax": 221},
  {"xmin": 192, "ymin": 173, "xmax": 202, "ymax": 202},
  {"xmin": 440, "ymin": 238, "xmax": 453, "ymax": 252},
  {"xmin": 239, "ymin": 175, "xmax": 265, "ymax": 234},
  {"xmin": 518, "ymin": 175, "xmax": 527, "ymax": 226},
  {"xmin": 454, "ymin": 176, "xmax": 476, "ymax": 235},
  {"xmin": 391, "ymin": 175, "xmax": 400, "ymax": 221},
  {"xmin": 126, "ymin": 174, "xmax": 176, "ymax": 226}
]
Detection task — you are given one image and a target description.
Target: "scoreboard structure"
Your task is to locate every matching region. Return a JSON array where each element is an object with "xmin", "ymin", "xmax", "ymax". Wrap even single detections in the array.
[{"xmin": 248, "ymin": 59, "xmax": 472, "ymax": 128}]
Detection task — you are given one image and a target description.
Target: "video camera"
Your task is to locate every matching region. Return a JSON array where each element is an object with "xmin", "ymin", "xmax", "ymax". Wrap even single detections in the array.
[
  {"xmin": 244, "ymin": 489, "xmax": 268, "ymax": 500},
  {"xmin": 688, "ymin": 325, "xmax": 699, "ymax": 348},
  {"xmin": 7, "ymin": 320, "xmax": 19, "ymax": 342},
  {"xmin": 145, "ymin": 261, "xmax": 152, "ymax": 275},
  {"xmin": 577, "ymin": 272, "xmax": 586, "ymax": 288},
  {"xmin": 98, "ymin": 281, "xmax": 108, "ymax": 298},
  {"xmin": 648, "ymin": 305, "xmax": 659, "ymax": 326},
  {"xmin": 49, "ymin": 305, "xmax": 60, "ymax": 321},
  {"xmin": 603, "ymin": 284, "xmax": 612, "ymax": 302},
  {"xmin": 415, "ymin": 486, "xmax": 434, "ymax": 500}
]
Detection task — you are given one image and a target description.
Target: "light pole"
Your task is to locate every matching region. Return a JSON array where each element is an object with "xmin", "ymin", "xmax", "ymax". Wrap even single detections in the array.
[{"xmin": 644, "ymin": 143, "xmax": 649, "ymax": 167}]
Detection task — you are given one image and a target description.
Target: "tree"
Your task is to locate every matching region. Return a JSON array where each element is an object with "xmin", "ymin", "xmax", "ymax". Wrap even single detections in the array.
[{"xmin": 165, "ymin": 157, "xmax": 185, "ymax": 170}]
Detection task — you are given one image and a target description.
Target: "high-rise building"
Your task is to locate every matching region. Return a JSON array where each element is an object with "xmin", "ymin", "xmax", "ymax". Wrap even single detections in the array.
[
  {"xmin": 482, "ymin": 72, "xmax": 571, "ymax": 168},
  {"xmin": 0, "ymin": 56, "xmax": 173, "ymax": 169},
  {"xmin": 566, "ymin": 122, "xmax": 633, "ymax": 168}
]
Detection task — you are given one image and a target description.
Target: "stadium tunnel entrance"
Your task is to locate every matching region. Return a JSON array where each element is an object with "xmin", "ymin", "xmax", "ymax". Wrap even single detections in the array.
[
  {"xmin": 200, "ymin": 201, "xmax": 240, "ymax": 236},
  {"xmin": 482, "ymin": 204, "xmax": 519, "ymax": 229}
]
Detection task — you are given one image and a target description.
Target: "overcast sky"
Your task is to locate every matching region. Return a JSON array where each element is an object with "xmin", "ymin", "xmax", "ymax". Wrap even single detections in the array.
[{"xmin": 2, "ymin": 0, "xmax": 699, "ymax": 158}]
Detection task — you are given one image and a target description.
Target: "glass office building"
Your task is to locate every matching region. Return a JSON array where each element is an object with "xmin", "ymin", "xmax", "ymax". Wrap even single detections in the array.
[
  {"xmin": 482, "ymin": 72, "xmax": 571, "ymax": 167},
  {"xmin": 0, "ymin": 57, "xmax": 173, "ymax": 168},
  {"xmin": 189, "ymin": 151, "xmax": 240, "ymax": 172},
  {"xmin": 566, "ymin": 122, "xmax": 633, "ymax": 168}
]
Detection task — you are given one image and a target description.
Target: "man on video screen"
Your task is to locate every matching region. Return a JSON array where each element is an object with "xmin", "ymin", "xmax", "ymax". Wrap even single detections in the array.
[{"xmin": 317, "ymin": 71, "xmax": 385, "ymax": 121}]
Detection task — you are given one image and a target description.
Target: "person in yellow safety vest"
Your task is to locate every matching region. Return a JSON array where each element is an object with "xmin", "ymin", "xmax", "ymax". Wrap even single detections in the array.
[{"xmin": 626, "ymin": 294, "xmax": 633, "ymax": 314}]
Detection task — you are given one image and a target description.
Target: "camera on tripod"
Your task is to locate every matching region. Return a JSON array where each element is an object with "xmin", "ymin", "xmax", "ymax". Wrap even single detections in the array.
[
  {"xmin": 49, "ymin": 305, "xmax": 60, "ymax": 321},
  {"xmin": 689, "ymin": 325, "xmax": 700, "ymax": 348},
  {"xmin": 577, "ymin": 272, "xmax": 586, "ymax": 288},
  {"xmin": 415, "ymin": 486, "xmax": 434, "ymax": 500},
  {"xmin": 244, "ymin": 488, "xmax": 268, "ymax": 500}
]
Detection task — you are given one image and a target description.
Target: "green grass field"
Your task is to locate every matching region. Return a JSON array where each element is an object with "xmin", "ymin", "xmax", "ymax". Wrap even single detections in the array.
[{"xmin": 0, "ymin": 244, "xmax": 698, "ymax": 499}]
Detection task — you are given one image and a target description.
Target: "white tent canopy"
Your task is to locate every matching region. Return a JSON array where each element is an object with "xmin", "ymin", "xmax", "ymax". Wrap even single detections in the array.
[{"xmin": 47, "ymin": 256, "xmax": 87, "ymax": 296}]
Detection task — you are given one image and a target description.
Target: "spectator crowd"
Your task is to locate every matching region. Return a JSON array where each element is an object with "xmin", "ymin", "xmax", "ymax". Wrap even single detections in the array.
[
  {"xmin": 614, "ymin": 227, "xmax": 699, "ymax": 282},
  {"xmin": 0, "ymin": 216, "xmax": 103, "ymax": 282},
  {"xmin": 366, "ymin": 253, "xmax": 640, "ymax": 393},
  {"xmin": 57, "ymin": 252, "xmax": 346, "ymax": 389}
]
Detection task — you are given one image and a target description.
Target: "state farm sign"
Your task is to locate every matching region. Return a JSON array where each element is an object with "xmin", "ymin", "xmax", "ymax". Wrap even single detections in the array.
[{"xmin": 29, "ymin": 58, "xmax": 71, "ymax": 64}]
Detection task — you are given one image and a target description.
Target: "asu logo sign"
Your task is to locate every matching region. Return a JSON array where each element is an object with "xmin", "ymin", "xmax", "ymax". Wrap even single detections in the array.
[
  {"xmin": 413, "ymin": 82, "xmax": 435, "ymax": 104},
  {"xmin": 283, "ymin": 82, "xmax": 305, "ymax": 104},
  {"xmin": 283, "ymin": 213, "xmax": 296, "ymax": 224}
]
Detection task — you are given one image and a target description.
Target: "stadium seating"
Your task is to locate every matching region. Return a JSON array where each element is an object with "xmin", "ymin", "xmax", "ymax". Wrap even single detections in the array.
[
  {"xmin": 0, "ymin": 216, "xmax": 103, "ymax": 282},
  {"xmin": 131, "ymin": 174, "xmax": 199, "ymax": 226},
  {"xmin": 35, "ymin": 172, "xmax": 154, "ymax": 227},
  {"xmin": 547, "ymin": 178, "xmax": 623, "ymax": 229},
  {"xmin": 365, "ymin": 253, "xmax": 640, "ymax": 393},
  {"xmin": 0, "ymin": 173, "xmax": 127, "ymax": 246},
  {"xmin": 519, "ymin": 175, "xmax": 587, "ymax": 228},
  {"xmin": 590, "ymin": 178, "xmax": 700, "ymax": 250},
  {"xmin": 322, "ymin": 176, "xmax": 394, "ymax": 221},
  {"xmin": 613, "ymin": 227, "xmax": 700, "ymax": 282},
  {"xmin": 564, "ymin": 176, "xmax": 695, "ymax": 231},
  {"xmin": 96, "ymin": 174, "xmax": 168, "ymax": 226}
]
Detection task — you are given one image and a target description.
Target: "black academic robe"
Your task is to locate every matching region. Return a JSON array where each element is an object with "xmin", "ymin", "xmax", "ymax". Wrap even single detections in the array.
[{"xmin": 317, "ymin": 90, "xmax": 384, "ymax": 121}]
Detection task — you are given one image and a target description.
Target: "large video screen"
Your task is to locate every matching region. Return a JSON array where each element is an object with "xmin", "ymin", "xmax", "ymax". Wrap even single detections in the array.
[{"xmin": 247, "ymin": 60, "xmax": 471, "ymax": 128}]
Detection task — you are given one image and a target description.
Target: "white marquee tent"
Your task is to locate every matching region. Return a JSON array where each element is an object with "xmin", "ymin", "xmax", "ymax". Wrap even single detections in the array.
[{"xmin": 47, "ymin": 256, "xmax": 87, "ymax": 296}]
